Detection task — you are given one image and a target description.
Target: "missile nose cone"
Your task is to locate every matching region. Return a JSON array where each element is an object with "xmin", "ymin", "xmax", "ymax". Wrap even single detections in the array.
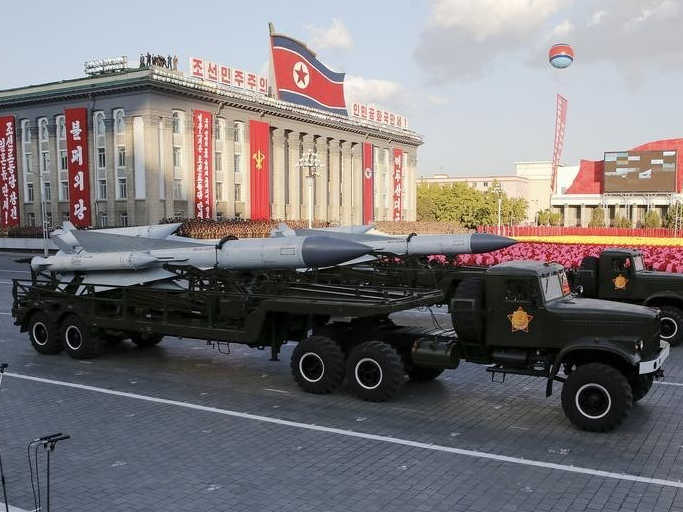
[
  {"xmin": 301, "ymin": 236, "xmax": 372, "ymax": 268},
  {"xmin": 469, "ymin": 233, "xmax": 517, "ymax": 254}
]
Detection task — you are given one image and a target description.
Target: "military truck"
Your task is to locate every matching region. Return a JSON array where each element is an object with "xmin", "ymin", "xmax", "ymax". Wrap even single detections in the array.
[
  {"xmin": 12, "ymin": 261, "xmax": 668, "ymax": 431},
  {"xmin": 573, "ymin": 248, "xmax": 683, "ymax": 347}
]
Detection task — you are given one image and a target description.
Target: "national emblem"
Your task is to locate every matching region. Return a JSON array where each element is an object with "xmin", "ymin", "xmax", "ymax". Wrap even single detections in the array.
[{"xmin": 613, "ymin": 274, "xmax": 628, "ymax": 290}]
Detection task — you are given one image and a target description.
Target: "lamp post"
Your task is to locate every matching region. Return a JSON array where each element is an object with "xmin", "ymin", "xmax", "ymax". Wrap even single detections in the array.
[
  {"xmin": 298, "ymin": 149, "xmax": 322, "ymax": 229},
  {"xmin": 491, "ymin": 182, "xmax": 503, "ymax": 235}
]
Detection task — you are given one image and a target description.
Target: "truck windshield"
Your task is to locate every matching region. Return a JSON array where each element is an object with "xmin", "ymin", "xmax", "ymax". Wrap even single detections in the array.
[
  {"xmin": 633, "ymin": 256, "xmax": 645, "ymax": 271},
  {"xmin": 541, "ymin": 272, "xmax": 571, "ymax": 301}
]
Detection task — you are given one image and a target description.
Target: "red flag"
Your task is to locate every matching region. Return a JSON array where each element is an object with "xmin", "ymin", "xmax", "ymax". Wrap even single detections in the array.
[
  {"xmin": 0, "ymin": 115, "xmax": 19, "ymax": 227},
  {"xmin": 65, "ymin": 108, "xmax": 91, "ymax": 227},
  {"xmin": 551, "ymin": 94, "xmax": 568, "ymax": 193},
  {"xmin": 392, "ymin": 149, "xmax": 403, "ymax": 221},
  {"xmin": 362, "ymin": 142, "xmax": 374, "ymax": 224},
  {"xmin": 193, "ymin": 110, "xmax": 213, "ymax": 219},
  {"xmin": 249, "ymin": 120, "xmax": 271, "ymax": 220}
]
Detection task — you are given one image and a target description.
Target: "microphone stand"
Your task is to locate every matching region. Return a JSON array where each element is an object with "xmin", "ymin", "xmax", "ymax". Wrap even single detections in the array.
[
  {"xmin": 42, "ymin": 435, "xmax": 69, "ymax": 512},
  {"xmin": 0, "ymin": 363, "xmax": 10, "ymax": 512}
]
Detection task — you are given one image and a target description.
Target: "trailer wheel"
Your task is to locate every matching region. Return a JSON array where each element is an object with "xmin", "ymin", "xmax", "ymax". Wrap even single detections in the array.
[
  {"xmin": 346, "ymin": 341, "xmax": 404, "ymax": 402},
  {"xmin": 28, "ymin": 311, "xmax": 62, "ymax": 355},
  {"xmin": 630, "ymin": 374, "xmax": 654, "ymax": 402},
  {"xmin": 130, "ymin": 333, "xmax": 164, "ymax": 348},
  {"xmin": 407, "ymin": 366, "xmax": 445, "ymax": 382},
  {"xmin": 658, "ymin": 306, "xmax": 683, "ymax": 347},
  {"xmin": 291, "ymin": 336, "xmax": 345, "ymax": 394},
  {"xmin": 59, "ymin": 315, "xmax": 106, "ymax": 360},
  {"xmin": 561, "ymin": 363, "xmax": 632, "ymax": 432}
]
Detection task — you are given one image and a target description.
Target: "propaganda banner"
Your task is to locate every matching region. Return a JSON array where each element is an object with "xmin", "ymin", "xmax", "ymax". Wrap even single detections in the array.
[
  {"xmin": 193, "ymin": 110, "xmax": 214, "ymax": 219},
  {"xmin": 65, "ymin": 108, "xmax": 91, "ymax": 227},
  {"xmin": 0, "ymin": 115, "xmax": 19, "ymax": 227},
  {"xmin": 249, "ymin": 120, "xmax": 271, "ymax": 220},
  {"xmin": 551, "ymin": 94, "xmax": 568, "ymax": 193},
  {"xmin": 392, "ymin": 148, "xmax": 403, "ymax": 221},
  {"xmin": 362, "ymin": 142, "xmax": 374, "ymax": 224}
]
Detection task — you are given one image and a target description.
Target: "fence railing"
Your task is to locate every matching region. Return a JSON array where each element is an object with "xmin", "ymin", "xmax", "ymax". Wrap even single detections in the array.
[{"xmin": 477, "ymin": 225, "xmax": 680, "ymax": 238}]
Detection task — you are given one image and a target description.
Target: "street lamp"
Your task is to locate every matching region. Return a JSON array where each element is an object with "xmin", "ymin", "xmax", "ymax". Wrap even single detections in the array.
[
  {"xmin": 297, "ymin": 149, "xmax": 322, "ymax": 229},
  {"xmin": 491, "ymin": 182, "xmax": 503, "ymax": 235}
]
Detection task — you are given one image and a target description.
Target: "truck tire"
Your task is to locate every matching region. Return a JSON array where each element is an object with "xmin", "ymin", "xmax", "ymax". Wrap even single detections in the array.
[
  {"xmin": 658, "ymin": 306, "xmax": 683, "ymax": 347},
  {"xmin": 346, "ymin": 341, "xmax": 404, "ymax": 402},
  {"xmin": 28, "ymin": 311, "xmax": 62, "ymax": 355},
  {"xmin": 407, "ymin": 366, "xmax": 445, "ymax": 382},
  {"xmin": 630, "ymin": 374, "xmax": 654, "ymax": 402},
  {"xmin": 576, "ymin": 256, "xmax": 599, "ymax": 297},
  {"xmin": 451, "ymin": 278, "xmax": 484, "ymax": 342},
  {"xmin": 291, "ymin": 336, "xmax": 345, "ymax": 394},
  {"xmin": 130, "ymin": 333, "xmax": 164, "ymax": 348},
  {"xmin": 561, "ymin": 363, "xmax": 632, "ymax": 432},
  {"xmin": 59, "ymin": 315, "xmax": 106, "ymax": 360}
]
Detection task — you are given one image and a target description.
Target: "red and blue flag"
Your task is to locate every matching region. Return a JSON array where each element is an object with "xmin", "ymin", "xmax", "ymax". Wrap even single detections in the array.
[{"xmin": 270, "ymin": 33, "xmax": 347, "ymax": 116}]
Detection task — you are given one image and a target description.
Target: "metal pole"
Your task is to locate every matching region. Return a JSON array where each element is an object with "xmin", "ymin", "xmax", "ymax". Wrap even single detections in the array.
[
  {"xmin": 0, "ymin": 364, "xmax": 9, "ymax": 512},
  {"xmin": 676, "ymin": 202, "xmax": 679, "ymax": 238},
  {"xmin": 497, "ymin": 196, "xmax": 502, "ymax": 236},
  {"xmin": 46, "ymin": 448, "xmax": 50, "ymax": 512},
  {"xmin": 307, "ymin": 171, "xmax": 314, "ymax": 229}
]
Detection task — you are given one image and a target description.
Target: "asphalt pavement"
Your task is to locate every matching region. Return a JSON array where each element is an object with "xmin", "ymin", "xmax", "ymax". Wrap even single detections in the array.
[{"xmin": 0, "ymin": 252, "xmax": 682, "ymax": 511}]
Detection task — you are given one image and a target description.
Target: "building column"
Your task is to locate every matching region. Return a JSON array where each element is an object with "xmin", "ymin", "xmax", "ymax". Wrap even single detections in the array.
[
  {"xmin": 405, "ymin": 150, "xmax": 417, "ymax": 222},
  {"xmin": 340, "ymin": 141, "xmax": 352, "ymax": 225},
  {"xmin": 271, "ymin": 128, "xmax": 286, "ymax": 220},
  {"xmin": 287, "ymin": 131, "xmax": 301, "ymax": 220},
  {"xmin": 351, "ymin": 142, "xmax": 362, "ymax": 224},
  {"xmin": 328, "ymin": 140, "xmax": 341, "ymax": 224},
  {"xmin": 224, "ymin": 121, "xmax": 236, "ymax": 218},
  {"xmin": 301, "ymin": 134, "xmax": 315, "ymax": 224},
  {"xmin": 314, "ymin": 137, "xmax": 328, "ymax": 222},
  {"xmin": 580, "ymin": 203, "xmax": 587, "ymax": 227}
]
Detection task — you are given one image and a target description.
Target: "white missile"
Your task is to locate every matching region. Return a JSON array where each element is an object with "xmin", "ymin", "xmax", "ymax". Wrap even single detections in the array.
[{"xmin": 51, "ymin": 222, "xmax": 182, "ymax": 254}]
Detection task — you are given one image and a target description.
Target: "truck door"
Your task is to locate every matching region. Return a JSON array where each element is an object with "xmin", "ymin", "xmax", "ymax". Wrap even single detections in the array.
[
  {"xmin": 487, "ymin": 277, "xmax": 545, "ymax": 348},
  {"xmin": 599, "ymin": 255, "xmax": 635, "ymax": 300}
]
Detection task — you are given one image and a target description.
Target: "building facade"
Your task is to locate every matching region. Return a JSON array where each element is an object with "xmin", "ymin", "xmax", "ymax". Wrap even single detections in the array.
[{"xmin": 0, "ymin": 66, "xmax": 422, "ymax": 228}]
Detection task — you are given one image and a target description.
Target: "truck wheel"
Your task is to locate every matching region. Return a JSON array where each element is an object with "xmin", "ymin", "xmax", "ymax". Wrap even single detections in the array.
[
  {"xmin": 659, "ymin": 306, "xmax": 683, "ymax": 346},
  {"xmin": 407, "ymin": 366, "xmax": 445, "ymax": 382},
  {"xmin": 630, "ymin": 374, "xmax": 654, "ymax": 402},
  {"xmin": 130, "ymin": 333, "xmax": 164, "ymax": 348},
  {"xmin": 28, "ymin": 311, "xmax": 62, "ymax": 355},
  {"xmin": 346, "ymin": 341, "xmax": 404, "ymax": 402},
  {"xmin": 59, "ymin": 315, "xmax": 106, "ymax": 360},
  {"xmin": 561, "ymin": 363, "xmax": 632, "ymax": 432},
  {"xmin": 291, "ymin": 336, "xmax": 345, "ymax": 394}
]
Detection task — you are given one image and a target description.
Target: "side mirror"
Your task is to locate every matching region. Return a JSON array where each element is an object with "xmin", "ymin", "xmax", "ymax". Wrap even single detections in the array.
[{"xmin": 575, "ymin": 285, "xmax": 584, "ymax": 296}]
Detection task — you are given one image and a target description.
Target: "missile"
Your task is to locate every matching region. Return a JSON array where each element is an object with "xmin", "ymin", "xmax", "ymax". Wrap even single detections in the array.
[
  {"xmin": 31, "ymin": 252, "xmax": 160, "ymax": 272},
  {"xmin": 50, "ymin": 222, "xmax": 182, "ymax": 254}
]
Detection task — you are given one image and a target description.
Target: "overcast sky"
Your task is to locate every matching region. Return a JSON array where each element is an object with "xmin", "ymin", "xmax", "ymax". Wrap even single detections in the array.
[{"xmin": 3, "ymin": 0, "xmax": 683, "ymax": 177}]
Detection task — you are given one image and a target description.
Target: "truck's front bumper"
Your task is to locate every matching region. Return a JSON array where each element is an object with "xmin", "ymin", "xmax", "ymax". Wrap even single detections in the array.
[{"xmin": 639, "ymin": 341, "xmax": 670, "ymax": 375}]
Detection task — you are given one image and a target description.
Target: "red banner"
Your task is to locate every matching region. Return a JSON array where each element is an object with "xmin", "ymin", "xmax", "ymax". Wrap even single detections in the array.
[
  {"xmin": 551, "ymin": 94, "xmax": 568, "ymax": 193},
  {"xmin": 65, "ymin": 108, "xmax": 91, "ymax": 227},
  {"xmin": 392, "ymin": 149, "xmax": 403, "ymax": 221},
  {"xmin": 0, "ymin": 116, "xmax": 19, "ymax": 227},
  {"xmin": 193, "ymin": 110, "xmax": 213, "ymax": 219},
  {"xmin": 249, "ymin": 120, "xmax": 271, "ymax": 220},
  {"xmin": 362, "ymin": 142, "xmax": 374, "ymax": 224}
]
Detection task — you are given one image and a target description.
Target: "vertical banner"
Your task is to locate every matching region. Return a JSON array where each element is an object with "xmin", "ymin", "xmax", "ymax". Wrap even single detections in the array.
[
  {"xmin": 0, "ymin": 115, "xmax": 19, "ymax": 227},
  {"xmin": 362, "ymin": 142, "xmax": 374, "ymax": 225},
  {"xmin": 551, "ymin": 94, "xmax": 568, "ymax": 194},
  {"xmin": 249, "ymin": 120, "xmax": 271, "ymax": 220},
  {"xmin": 193, "ymin": 110, "xmax": 213, "ymax": 219},
  {"xmin": 392, "ymin": 148, "xmax": 403, "ymax": 221},
  {"xmin": 65, "ymin": 108, "xmax": 91, "ymax": 227}
]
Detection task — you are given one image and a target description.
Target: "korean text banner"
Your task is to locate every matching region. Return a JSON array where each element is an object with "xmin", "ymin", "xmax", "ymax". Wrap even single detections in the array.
[
  {"xmin": 362, "ymin": 142, "xmax": 374, "ymax": 225},
  {"xmin": 193, "ymin": 110, "xmax": 213, "ymax": 219},
  {"xmin": 392, "ymin": 149, "xmax": 403, "ymax": 221},
  {"xmin": 249, "ymin": 120, "xmax": 271, "ymax": 220},
  {"xmin": 65, "ymin": 108, "xmax": 91, "ymax": 227},
  {"xmin": 0, "ymin": 116, "xmax": 19, "ymax": 227}
]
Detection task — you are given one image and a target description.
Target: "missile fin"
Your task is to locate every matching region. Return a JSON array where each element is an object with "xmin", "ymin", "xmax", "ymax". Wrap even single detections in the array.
[{"xmin": 70, "ymin": 230, "xmax": 207, "ymax": 253}]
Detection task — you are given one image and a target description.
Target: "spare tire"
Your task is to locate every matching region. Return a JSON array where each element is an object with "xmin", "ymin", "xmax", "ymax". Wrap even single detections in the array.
[
  {"xmin": 576, "ymin": 256, "xmax": 599, "ymax": 297},
  {"xmin": 451, "ymin": 277, "xmax": 484, "ymax": 342}
]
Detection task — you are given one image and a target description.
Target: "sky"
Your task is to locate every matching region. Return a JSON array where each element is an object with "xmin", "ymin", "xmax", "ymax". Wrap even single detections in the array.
[{"xmin": 3, "ymin": 0, "xmax": 683, "ymax": 177}]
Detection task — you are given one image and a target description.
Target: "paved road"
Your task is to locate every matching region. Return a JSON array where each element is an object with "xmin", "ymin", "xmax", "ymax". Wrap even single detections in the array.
[{"xmin": 0, "ymin": 252, "xmax": 682, "ymax": 511}]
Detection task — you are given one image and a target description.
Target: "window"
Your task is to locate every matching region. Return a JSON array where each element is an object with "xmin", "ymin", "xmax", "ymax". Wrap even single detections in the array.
[
  {"xmin": 215, "ymin": 151, "xmax": 222, "ymax": 172},
  {"xmin": 173, "ymin": 210, "xmax": 184, "ymax": 218},
  {"xmin": 234, "ymin": 183, "xmax": 242, "ymax": 202},
  {"xmin": 59, "ymin": 150, "xmax": 67, "ymax": 171},
  {"xmin": 27, "ymin": 183, "xmax": 34, "ymax": 202},
  {"xmin": 39, "ymin": 119, "xmax": 48, "ymax": 142},
  {"xmin": 56, "ymin": 116, "xmax": 66, "ymax": 140},
  {"xmin": 42, "ymin": 182, "xmax": 51, "ymax": 201},
  {"xmin": 61, "ymin": 211, "xmax": 69, "ymax": 222},
  {"xmin": 173, "ymin": 147, "xmax": 182, "ymax": 168},
  {"xmin": 172, "ymin": 112, "xmax": 181, "ymax": 134},
  {"xmin": 97, "ymin": 147, "xmax": 106, "ymax": 168},
  {"xmin": 40, "ymin": 151, "xmax": 50, "ymax": 173},
  {"xmin": 233, "ymin": 121, "xmax": 244, "ymax": 143},
  {"xmin": 114, "ymin": 110, "xmax": 125, "ymax": 134},
  {"xmin": 59, "ymin": 181, "xmax": 69, "ymax": 201},
  {"xmin": 98, "ymin": 180, "xmax": 107, "ymax": 199},
  {"xmin": 117, "ymin": 178, "xmax": 127, "ymax": 199},
  {"xmin": 504, "ymin": 279, "xmax": 529, "ymax": 302},
  {"xmin": 23, "ymin": 154, "xmax": 32, "ymax": 174},
  {"xmin": 98, "ymin": 212, "xmax": 108, "ymax": 228},
  {"xmin": 22, "ymin": 120, "xmax": 31, "ymax": 143},
  {"xmin": 234, "ymin": 153, "xmax": 242, "ymax": 173},
  {"xmin": 95, "ymin": 112, "xmax": 105, "ymax": 136},
  {"xmin": 483, "ymin": 182, "xmax": 488, "ymax": 188},
  {"xmin": 215, "ymin": 121, "xmax": 222, "ymax": 140},
  {"xmin": 117, "ymin": 147, "xmax": 126, "ymax": 167},
  {"xmin": 45, "ymin": 212, "xmax": 52, "ymax": 227},
  {"xmin": 120, "ymin": 211, "xmax": 128, "ymax": 227},
  {"xmin": 173, "ymin": 180, "xmax": 183, "ymax": 199},
  {"xmin": 28, "ymin": 212, "xmax": 35, "ymax": 226},
  {"xmin": 215, "ymin": 182, "xmax": 223, "ymax": 201}
]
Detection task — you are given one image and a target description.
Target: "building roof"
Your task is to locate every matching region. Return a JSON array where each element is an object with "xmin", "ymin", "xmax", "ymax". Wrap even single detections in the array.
[{"xmin": 0, "ymin": 67, "xmax": 422, "ymax": 146}]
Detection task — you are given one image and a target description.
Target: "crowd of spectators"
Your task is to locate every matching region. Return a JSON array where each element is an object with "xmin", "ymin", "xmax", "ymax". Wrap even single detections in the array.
[
  {"xmin": 163, "ymin": 218, "xmax": 333, "ymax": 239},
  {"xmin": 374, "ymin": 221, "xmax": 465, "ymax": 235}
]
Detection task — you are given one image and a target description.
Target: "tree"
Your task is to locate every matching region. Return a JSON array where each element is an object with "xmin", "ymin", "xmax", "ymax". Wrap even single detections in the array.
[
  {"xmin": 588, "ymin": 207, "xmax": 606, "ymax": 228},
  {"xmin": 663, "ymin": 203, "xmax": 682, "ymax": 229},
  {"xmin": 612, "ymin": 214, "xmax": 632, "ymax": 228},
  {"xmin": 548, "ymin": 212, "xmax": 563, "ymax": 226},
  {"xmin": 537, "ymin": 209, "xmax": 550, "ymax": 226},
  {"xmin": 642, "ymin": 209, "xmax": 662, "ymax": 228}
]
